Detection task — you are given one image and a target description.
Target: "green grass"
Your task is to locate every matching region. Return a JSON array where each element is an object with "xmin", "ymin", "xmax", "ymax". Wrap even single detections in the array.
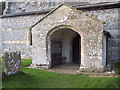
[
  {"xmin": 114, "ymin": 63, "xmax": 120, "ymax": 75},
  {"xmin": 21, "ymin": 59, "xmax": 32, "ymax": 67},
  {"xmin": 1, "ymin": 58, "xmax": 120, "ymax": 88}
]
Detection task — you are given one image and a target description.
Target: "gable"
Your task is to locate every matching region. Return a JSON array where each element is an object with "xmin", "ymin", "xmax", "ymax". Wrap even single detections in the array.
[
  {"xmin": 31, "ymin": 3, "xmax": 104, "ymax": 71},
  {"xmin": 31, "ymin": 3, "xmax": 103, "ymax": 29}
]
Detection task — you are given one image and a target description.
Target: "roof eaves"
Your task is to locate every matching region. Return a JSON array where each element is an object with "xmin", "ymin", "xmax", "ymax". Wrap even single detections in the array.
[{"xmin": 0, "ymin": 2, "xmax": 120, "ymax": 18}]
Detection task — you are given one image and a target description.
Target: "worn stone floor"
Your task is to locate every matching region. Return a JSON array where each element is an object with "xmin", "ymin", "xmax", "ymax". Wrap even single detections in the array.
[{"xmin": 47, "ymin": 63, "xmax": 80, "ymax": 74}]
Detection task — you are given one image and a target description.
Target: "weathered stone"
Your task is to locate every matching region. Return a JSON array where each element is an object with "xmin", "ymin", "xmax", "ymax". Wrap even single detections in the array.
[
  {"xmin": 0, "ymin": 5, "xmax": 119, "ymax": 62},
  {"xmin": 31, "ymin": 4, "xmax": 104, "ymax": 72},
  {"xmin": 0, "ymin": 58, "xmax": 2, "ymax": 89},
  {"xmin": 0, "ymin": 30, "xmax": 2, "ymax": 57},
  {"xmin": 4, "ymin": 51, "xmax": 21, "ymax": 76},
  {"xmin": 0, "ymin": 2, "xmax": 119, "ymax": 62},
  {"xmin": 0, "ymin": 1, "xmax": 119, "ymax": 73}
]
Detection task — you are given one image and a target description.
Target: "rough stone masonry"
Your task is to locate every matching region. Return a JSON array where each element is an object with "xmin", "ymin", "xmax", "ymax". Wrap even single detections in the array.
[
  {"xmin": 31, "ymin": 4, "xmax": 105, "ymax": 72},
  {"xmin": 0, "ymin": 1, "xmax": 120, "ymax": 72}
]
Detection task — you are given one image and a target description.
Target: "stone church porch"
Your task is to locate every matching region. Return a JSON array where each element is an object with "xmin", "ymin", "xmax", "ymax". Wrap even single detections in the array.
[
  {"xmin": 49, "ymin": 28, "xmax": 81, "ymax": 68},
  {"xmin": 31, "ymin": 4, "xmax": 105, "ymax": 72}
]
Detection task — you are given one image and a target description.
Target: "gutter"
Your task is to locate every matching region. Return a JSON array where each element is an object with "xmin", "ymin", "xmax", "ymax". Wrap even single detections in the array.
[
  {"xmin": 73, "ymin": 2, "xmax": 120, "ymax": 10},
  {"xmin": 0, "ymin": 2, "xmax": 120, "ymax": 18}
]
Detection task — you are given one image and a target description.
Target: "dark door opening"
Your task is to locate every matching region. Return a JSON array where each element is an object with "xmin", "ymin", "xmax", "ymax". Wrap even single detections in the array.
[
  {"xmin": 51, "ymin": 40, "xmax": 62, "ymax": 68},
  {"xmin": 72, "ymin": 35, "xmax": 81, "ymax": 64},
  {"xmin": 50, "ymin": 29, "xmax": 81, "ymax": 68}
]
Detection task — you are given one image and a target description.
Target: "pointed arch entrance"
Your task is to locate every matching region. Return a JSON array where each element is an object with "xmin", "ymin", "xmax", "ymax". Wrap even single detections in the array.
[{"xmin": 46, "ymin": 25, "xmax": 81, "ymax": 68}]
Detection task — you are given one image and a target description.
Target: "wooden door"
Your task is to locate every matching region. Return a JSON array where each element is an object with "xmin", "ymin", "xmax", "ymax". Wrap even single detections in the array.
[
  {"xmin": 72, "ymin": 35, "xmax": 80, "ymax": 64},
  {"xmin": 51, "ymin": 40, "xmax": 62, "ymax": 67}
]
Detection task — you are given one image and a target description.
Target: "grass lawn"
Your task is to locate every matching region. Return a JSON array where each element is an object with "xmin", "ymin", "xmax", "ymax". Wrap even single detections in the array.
[
  {"xmin": 114, "ymin": 63, "xmax": 120, "ymax": 75},
  {"xmin": 1, "ymin": 58, "xmax": 120, "ymax": 88}
]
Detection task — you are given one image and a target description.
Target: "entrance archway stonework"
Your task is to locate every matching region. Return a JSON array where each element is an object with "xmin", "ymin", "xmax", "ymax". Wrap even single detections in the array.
[
  {"xmin": 47, "ymin": 26, "xmax": 81, "ymax": 68},
  {"xmin": 31, "ymin": 4, "xmax": 104, "ymax": 72}
]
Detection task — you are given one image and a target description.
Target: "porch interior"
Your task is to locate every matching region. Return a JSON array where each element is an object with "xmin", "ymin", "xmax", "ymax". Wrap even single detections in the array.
[{"xmin": 50, "ymin": 28, "xmax": 81, "ymax": 70}]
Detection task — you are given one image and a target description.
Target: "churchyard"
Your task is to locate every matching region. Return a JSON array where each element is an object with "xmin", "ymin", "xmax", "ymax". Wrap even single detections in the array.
[{"xmin": 1, "ymin": 58, "xmax": 120, "ymax": 88}]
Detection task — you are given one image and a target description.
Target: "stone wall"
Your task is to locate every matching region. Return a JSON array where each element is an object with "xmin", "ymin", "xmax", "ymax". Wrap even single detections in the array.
[
  {"xmin": 7, "ymin": 2, "xmax": 50, "ymax": 14},
  {"xmin": 2, "ymin": 30, "xmax": 27, "ymax": 41},
  {"xmin": 0, "ymin": 58, "xmax": 1, "ymax": 89},
  {"xmin": 2, "ymin": 28, "xmax": 29, "ymax": 58},
  {"xmin": 3, "ymin": 0, "xmax": 120, "ymax": 15},
  {"xmin": 1, "ymin": 14, "xmax": 45, "ymax": 58},
  {"xmin": 3, "ymin": 1, "xmax": 58, "ymax": 14},
  {"xmin": 1, "ymin": 15, "xmax": 45, "ymax": 29},
  {"xmin": 0, "ymin": 17, "xmax": 2, "ymax": 57},
  {"xmin": 0, "ymin": 2, "xmax": 120, "ymax": 62},
  {"xmin": 0, "ymin": 30, "xmax": 2, "ymax": 57},
  {"xmin": 84, "ymin": 8, "xmax": 120, "ymax": 62},
  {"xmin": 32, "ymin": 4, "xmax": 104, "ymax": 72},
  {"xmin": 0, "ymin": 16, "xmax": 2, "ymax": 90}
]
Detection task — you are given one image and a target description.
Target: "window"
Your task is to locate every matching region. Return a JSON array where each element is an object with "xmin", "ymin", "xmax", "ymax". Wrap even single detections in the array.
[
  {"xmin": 30, "ymin": 29, "xmax": 32, "ymax": 45},
  {"xmin": 54, "ymin": 1, "xmax": 57, "ymax": 6},
  {"xmin": 49, "ymin": 1, "xmax": 53, "ymax": 7},
  {"xmin": 0, "ymin": 2, "xmax": 5, "ymax": 15},
  {"xmin": 49, "ymin": 0, "xmax": 57, "ymax": 7}
]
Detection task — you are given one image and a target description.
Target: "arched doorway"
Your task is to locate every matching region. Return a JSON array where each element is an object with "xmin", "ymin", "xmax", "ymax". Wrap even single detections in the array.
[{"xmin": 47, "ymin": 27, "xmax": 81, "ymax": 68}]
